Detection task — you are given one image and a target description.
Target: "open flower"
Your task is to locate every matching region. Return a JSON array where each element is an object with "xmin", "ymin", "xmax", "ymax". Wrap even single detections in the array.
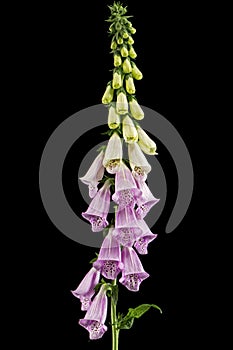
[
  {"xmin": 129, "ymin": 97, "xmax": 144, "ymax": 120},
  {"xmin": 112, "ymin": 162, "xmax": 141, "ymax": 208},
  {"xmin": 103, "ymin": 132, "xmax": 122, "ymax": 173},
  {"xmin": 71, "ymin": 267, "xmax": 100, "ymax": 311},
  {"xmin": 102, "ymin": 83, "xmax": 114, "ymax": 104},
  {"xmin": 112, "ymin": 70, "xmax": 122, "ymax": 89},
  {"xmin": 137, "ymin": 126, "xmax": 158, "ymax": 155},
  {"xmin": 82, "ymin": 179, "xmax": 111, "ymax": 232},
  {"xmin": 131, "ymin": 62, "xmax": 143, "ymax": 80},
  {"xmin": 119, "ymin": 247, "xmax": 149, "ymax": 291},
  {"xmin": 114, "ymin": 206, "xmax": 142, "ymax": 247},
  {"xmin": 116, "ymin": 90, "xmax": 128, "ymax": 115},
  {"xmin": 93, "ymin": 228, "xmax": 123, "ymax": 280},
  {"xmin": 135, "ymin": 179, "xmax": 160, "ymax": 219},
  {"xmin": 79, "ymin": 284, "xmax": 108, "ymax": 340},
  {"xmin": 79, "ymin": 150, "xmax": 105, "ymax": 198},
  {"xmin": 134, "ymin": 220, "xmax": 158, "ymax": 254},
  {"xmin": 122, "ymin": 115, "xmax": 138, "ymax": 144},
  {"xmin": 125, "ymin": 74, "xmax": 136, "ymax": 94},
  {"xmin": 128, "ymin": 142, "xmax": 152, "ymax": 178},
  {"xmin": 108, "ymin": 105, "xmax": 121, "ymax": 129}
]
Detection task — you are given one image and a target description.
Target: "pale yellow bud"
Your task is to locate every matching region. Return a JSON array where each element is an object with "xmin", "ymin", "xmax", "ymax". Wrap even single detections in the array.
[
  {"xmin": 117, "ymin": 37, "xmax": 124, "ymax": 45},
  {"xmin": 116, "ymin": 91, "xmax": 128, "ymax": 115},
  {"xmin": 123, "ymin": 31, "xmax": 129, "ymax": 39},
  {"xmin": 122, "ymin": 115, "xmax": 138, "ymax": 144},
  {"xmin": 132, "ymin": 62, "xmax": 143, "ymax": 80},
  {"xmin": 126, "ymin": 76, "xmax": 136, "ymax": 94},
  {"xmin": 102, "ymin": 84, "xmax": 114, "ymax": 104},
  {"xmin": 121, "ymin": 46, "xmax": 129, "ymax": 57},
  {"xmin": 108, "ymin": 106, "xmax": 121, "ymax": 129},
  {"xmin": 111, "ymin": 41, "xmax": 117, "ymax": 50},
  {"xmin": 112, "ymin": 71, "xmax": 122, "ymax": 89},
  {"xmin": 128, "ymin": 36, "xmax": 134, "ymax": 45},
  {"xmin": 129, "ymin": 46, "xmax": 137, "ymax": 59},
  {"xmin": 114, "ymin": 54, "xmax": 122, "ymax": 67},
  {"xmin": 137, "ymin": 126, "xmax": 158, "ymax": 155},
  {"xmin": 129, "ymin": 99, "xmax": 144, "ymax": 120},
  {"xmin": 122, "ymin": 58, "xmax": 132, "ymax": 73}
]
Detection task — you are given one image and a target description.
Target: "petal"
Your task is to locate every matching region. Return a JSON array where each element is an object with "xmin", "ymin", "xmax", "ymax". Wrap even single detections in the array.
[
  {"xmin": 71, "ymin": 267, "xmax": 100, "ymax": 299},
  {"xmin": 79, "ymin": 150, "xmax": 105, "ymax": 187},
  {"xmin": 115, "ymin": 206, "xmax": 142, "ymax": 235},
  {"xmin": 103, "ymin": 133, "xmax": 123, "ymax": 168},
  {"xmin": 135, "ymin": 180, "xmax": 160, "ymax": 219},
  {"xmin": 82, "ymin": 285, "xmax": 108, "ymax": 325},
  {"xmin": 79, "ymin": 320, "xmax": 108, "ymax": 340},
  {"xmin": 128, "ymin": 143, "xmax": 151, "ymax": 174}
]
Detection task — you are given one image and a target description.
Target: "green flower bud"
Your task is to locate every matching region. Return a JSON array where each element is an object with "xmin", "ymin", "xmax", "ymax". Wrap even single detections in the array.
[
  {"xmin": 111, "ymin": 41, "xmax": 117, "ymax": 50},
  {"xmin": 137, "ymin": 125, "xmax": 158, "ymax": 155},
  {"xmin": 112, "ymin": 71, "xmax": 122, "ymax": 89},
  {"xmin": 117, "ymin": 37, "xmax": 124, "ymax": 45},
  {"xmin": 114, "ymin": 54, "xmax": 122, "ymax": 67},
  {"xmin": 125, "ymin": 75, "xmax": 136, "ymax": 94},
  {"xmin": 123, "ymin": 115, "xmax": 138, "ymax": 144},
  {"xmin": 108, "ymin": 105, "xmax": 121, "ymax": 129},
  {"xmin": 129, "ymin": 46, "xmax": 137, "ymax": 59},
  {"xmin": 116, "ymin": 91, "xmax": 128, "ymax": 115},
  {"xmin": 128, "ymin": 36, "xmax": 134, "ymax": 45},
  {"xmin": 102, "ymin": 84, "xmax": 114, "ymax": 104},
  {"xmin": 123, "ymin": 31, "xmax": 129, "ymax": 39},
  {"xmin": 132, "ymin": 62, "xmax": 143, "ymax": 80},
  {"xmin": 130, "ymin": 27, "xmax": 136, "ymax": 34},
  {"xmin": 115, "ymin": 22, "xmax": 122, "ymax": 31},
  {"xmin": 129, "ymin": 97, "xmax": 144, "ymax": 120},
  {"xmin": 121, "ymin": 46, "xmax": 128, "ymax": 57},
  {"xmin": 122, "ymin": 58, "xmax": 132, "ymax": 73}
]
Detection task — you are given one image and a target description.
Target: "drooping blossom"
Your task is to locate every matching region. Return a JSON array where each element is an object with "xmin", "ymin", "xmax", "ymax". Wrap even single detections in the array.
[
  {"xmin": 129, "ymin": 96, "xmax": 144, "ymax": 120},
  {"xmin": 112, "ymin": 162, "xmax": 141, "ymax": 208},
  {"xmin": 131, "ymin": 62, "xmax": 143, "ymax": 80},
  {"xmin": 120, "ymin": 45, "xmax": 129, "ymax": 58},
  {"xmin": 119, "ymin": 247, "xmax": 149, "ymax": 291},
  {"xmin": 122, "ymin": 57, "xmax": 132, "ymax": 73},
  {"xmin": 79, "ymin": 284, "xmax": 108, "ymax": 340},
  {"xmin": 114, "ymin": 206, "xmax": 142, "ymax": 247},
  {"xmin": 103, "ymin": 132, "xmax": 122, "ymax": 174},
  {"xmin": 93, "ymin": 228, "xmax": 123, "ymax": 280},
  {"xmin": 116, "ymin": 90, "xmax": 128, "ymax": 115},
  {"xmin": 135, "ymin": 179, "xmax": 160, "ymax": 219},
  {"xmin": 79, "ymin": 150, "xmax": 105, "ymax": 198},
  {"xmin": 102, "ymin": 83, "xmax": 114, "ymax": 104},
  {"xmin": 128, "ymin": 142, "xmax": 151, "ymax": 179},
  {"xmin": 82, "ymin": 179, "xmax": 111, "ymax": 232},
  {"xmin": 122, "ymin": 115, "xmax": 138, "ymax": 144},
  {"xmin": 137, "ymin": 125, "xmax": 158, "ymax": 155},
  {"xmin": 134, "ymin": 220, "xmax": 158, "ymax": 255},
  {"xmin": 125, "ymin": 74, "xmax": 136, "ymax": 94},
  {"xmin": 108, "ymin": 105, "xmax": 120, "ymax": 130},
  {"xmin": 129, "ymin": 46, "xmax": 137, "ymax": 59},
  {"xmin": 71, "ymin": 267, "xmax": 100, "ymax": 311}
]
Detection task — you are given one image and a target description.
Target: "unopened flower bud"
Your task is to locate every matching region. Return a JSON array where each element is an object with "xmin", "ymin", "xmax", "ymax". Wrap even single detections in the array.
[
  {"xmin": 123, "ymin": 31, "xmax": 129, "ymax": 39},
  {"xmin": 125, "ymin": 75, "xmax": 136, "ymax": 94},
  {"xmin": 108, "ymin": 105, "xmax": 121, "ymax": 129},
  {"xmin": 102, "ymin": 84, "xmax": 114, "ymax": 104},
  {"xmin": 122, "ymin": 58, "xmax": 132, "ymax": 73},
  {"xmin": 137, "ymin": 126, "xmax": 158, "ymax": 155},
  {"xmin": 116, "ymin": 90, "xmax": 128, "ymax": 115},
  {"xmin": 117, "ymin": 37, "xmax": 124, "ymax": 45},
  {"xmin": 115, "ymin": 22, "xmax": 122, "ymax": 31},
  {"xmin": 123, "ymin": 115, "xmax": 138, "ymax": 144},
  {"xmin": 129, "ymin": 97, "xmax": 144, "ymax": 120},
  {"xmin": 121, "ymin": 46, "xmax": 128, "ymax": 57},
  {"xmin": 112, "ymin": 71, "xmax": 122, "ymax": 89},
  {"xmin": 131, "ymin": 62, "xmax": 143, "ymax": 80},
  {"xmin": 128, "ymin": 36, "xmax": 134, "ymax": 45},
  {"xmin": 111, "ymin": 41, "xmax": 117, "ymax": 50},
  {"xmin": 130, "ymin": 27, "xmax": 136, "ymax": 34}
]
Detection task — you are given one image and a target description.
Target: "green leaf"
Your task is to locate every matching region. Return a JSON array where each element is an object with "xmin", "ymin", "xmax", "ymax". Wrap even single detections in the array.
[{"xmin": 118, "ymin": 304, "xmax": 162, "ymax": 330}]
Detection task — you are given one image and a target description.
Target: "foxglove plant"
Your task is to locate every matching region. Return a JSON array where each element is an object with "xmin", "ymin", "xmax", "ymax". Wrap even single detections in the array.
[{"xmin": 72, "ymin": 2, "xmax": 162, "ymax": 349}]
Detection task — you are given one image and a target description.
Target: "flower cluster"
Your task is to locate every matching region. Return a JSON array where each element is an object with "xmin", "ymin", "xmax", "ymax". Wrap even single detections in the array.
[{"xmin": 71, "ymin": 2, "xmax": 160, "ymax": 341}]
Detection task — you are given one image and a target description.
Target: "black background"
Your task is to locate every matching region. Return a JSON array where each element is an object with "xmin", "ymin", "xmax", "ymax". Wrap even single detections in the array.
[{"xmin": 27, "ymin": 0, "xmax": 216, "ymax": 348}]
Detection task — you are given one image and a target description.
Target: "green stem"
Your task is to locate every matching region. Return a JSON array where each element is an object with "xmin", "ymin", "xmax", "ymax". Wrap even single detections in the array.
[{"xmin": 111, "ymin": 279, "xmax": 119, "ymax": 350}]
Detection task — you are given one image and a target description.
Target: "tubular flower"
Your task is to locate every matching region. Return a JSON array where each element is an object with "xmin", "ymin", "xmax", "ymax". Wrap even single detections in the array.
[
  {"xmin": 82, "ymin": 179, "xmax": 111, "ymax": 232},
  {"xmin": 71, "ymin": 267, "xmax": 100, "ymax": 311},
  {"xmin": 129, "ymin": 97, "xmax": 144, "ymax": 120},
  {"xmin": 128, "ymin": 142, "xmax": 152, "ymax": 177},
  {"xmin": 79, "ymin": 285, "xmax": 108, "ymax": 340},
  {"xmin": 93, "ymin": 228, "xmax": 123, "ymax": 280},
  {"xmin": 114, "ymin": 206, "xmax": 142, "ymax": 247},
  {"xmin": 122, "ymin": 58, "xmax": 132, "ymax": 74},
  {"xmin": 103, "ymin": 132, "xmax": 123, "ymax": 173},
  {"xmin": 131, "ymin": 62, "xmax": 143, "ymax": 80},
  {"xmin": 112, "ymin": 70, "xmax": 122, "ymax": 89},
  {"xmin": 114, "ymin": 53, "xmax": 122, "ymax": 67},
  {"xmin": 135, "ymin": 178, "xmax": 160, "ymax": 219},
  {"xmin": 116, "ymin": 90, "xmax": 128, "ymax": 115},
  {"xmin": 112, "ymin": 162, "xmax": 141, "ymax": 208},
  {"xmin": 125, "ymin": 74, "xmax": 136, "ymax": 94},
  {"xmin": 137, "ymin": 126, "xmax": 158, "ymax": 155},
  {"xmin": 119, "ymin": 247, "xmax": 149, "ymax": 291},
  {"xmin": 79, "ymin": 150, "xmax": 105, "ymax": 198},
  {"xmin": 134, "ymin": 220, "xmax": 158, "ymax": 255},
  {"xmin": 122, "ymin": 115, "xmax": 138, "ymax": 144},
  {"xmin": 102, "ymin": 84, "xmax": 114, "ymax": 104},
  {"xmin": 129, "ymin": 46, "xmax": 137, "ymax": 59},
  {"xmin": 108, "ymin": 105, "xmax": 121, "ymax": 129}
]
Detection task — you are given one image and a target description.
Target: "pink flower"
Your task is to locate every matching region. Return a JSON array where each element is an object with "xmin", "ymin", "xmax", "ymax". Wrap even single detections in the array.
[
  {"xmin": 119, "ymin": 247, "xmax": 149, "ymax": 291},
  {"xmin": 79, "ymin": 150, "xmax": 105, "ymax": 198},
  {"xmin": 112, "ymin": 163, "xmax": 141, "ymax": 208},
  {"xmin": 93, "ymin": 228, "xmax": 123, "ymax": 280},
  {"xmin": 135, "ymin": 179, "xmax": 160, "ymax": 219},
  {"xmin": 82, "ymin": 179, "xmax": 111, "ymax": 232},
  {"xmin": 71, "ymin": 267, "xmax": 100, "ymax": 311},
  {"xmin": 134, "ymin": 220, "xmax": 158, "ymax": 255},
  {"xmin": 79, "ymin": 285, "xmax": 108, "ymax": 340}
]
